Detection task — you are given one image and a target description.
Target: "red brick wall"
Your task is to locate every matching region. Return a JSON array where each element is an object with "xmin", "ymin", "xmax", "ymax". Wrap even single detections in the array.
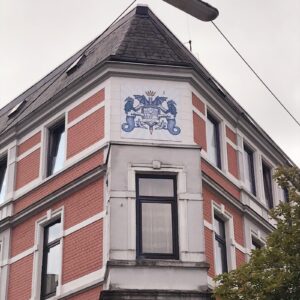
[
  {"xmin": 9, "ymin": 177, "xmax": 104, "ymax": 298},
  {"xmin": 68, "ymin": 89, "xmax": 105, "ymax": 123},
  {"xmin": 14, "ymin": 150, "xmax": 103, "ymax": 214},
  {"xmin": 193, "ymin": 112, "xmax": 207, "ymax": 151},
  {"xmin": 192, "ymin": 93, "xmax": 205, "ymax": 114},
  {"xmin": 201, "ymin": 159, "xmax": 240, "ymax": 200},
  {"xmin": 227, "ymin": 143, "xmax": 239, "ymax": 179},
  {"xmin": 225, "ymin": 125, "xmax": 239, "ymax": 179},
  {"xmin": 203, "ymin": 183, "xmax": 245, "ymax": 277},
  {"xmin": 11, "ymin": 214, "xmax": 39, "ymax": 257},
  {"xmin": 11, "ymin": 177, "xmax": 104, "ymax": 257},
  {"xmin": 17, "ymin": 131, "xmax": 41, "ymax": 156},
  {"xmin": 67, "ymin": 108, "xmax": 105, "ymax": 158},
  {"xmin": 205, "ymin": 227, "xmax": 215, "ymax": 277},
  {"xmin": 8, "ymin": 254, "xmax": 33, "ymax": 300},
  {"xmin": 236, "ymin": 249, "xmax": 246, "ymax": 267},
  {"xmin": 203, "ymin": 184, "xmax": 244, "ymax": 245},
  {"xmin": 15, "ymin": 149, "xmax": 40, "ymax": 190},
  {"xmin": 226, "ymin": 126, "xmax": 237, "ymax": 144},
  {"xmin": 64, "ymin": 178, "xmax": 104, "ymax": 229},
  {"xmin": 62, "ymin": 219, "xmax": 103, "ymax": 284},
  {"xmin": 66, "ymin": 286, "xmax": 102, "ymax": 300}
]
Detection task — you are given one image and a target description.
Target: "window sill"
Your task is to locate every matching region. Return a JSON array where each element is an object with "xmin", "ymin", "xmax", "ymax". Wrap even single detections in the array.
[
  {"xmin": 202, "ymin": 157, "xmax": 240, "ymax": 189},
  {"xmin": 107, "ymin": 259, "xmax": 209, "ymax": 269},
  {"xmin": 241, "ymin": 188, "xmax": 271, "ymax": 213},
  {"xmin": 13, "ymin": 142, "xmax": 108, "ymax": 202}
]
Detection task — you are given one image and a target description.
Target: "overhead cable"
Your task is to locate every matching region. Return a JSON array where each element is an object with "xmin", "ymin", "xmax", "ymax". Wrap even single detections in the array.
[{"xmin": 211, "ymin": 20, "xmax": 300, "ymax": 127}]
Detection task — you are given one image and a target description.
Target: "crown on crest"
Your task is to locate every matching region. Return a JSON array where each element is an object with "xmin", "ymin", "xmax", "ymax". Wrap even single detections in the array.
[{"xmin": 145, "ymin": 90, "xmax": 156, "ymax": 97}]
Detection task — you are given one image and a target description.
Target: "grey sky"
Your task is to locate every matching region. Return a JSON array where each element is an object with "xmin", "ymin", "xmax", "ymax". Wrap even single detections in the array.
[{"xmin": 0, "ymin": 0, "xmax": 299, "ymax": 165}]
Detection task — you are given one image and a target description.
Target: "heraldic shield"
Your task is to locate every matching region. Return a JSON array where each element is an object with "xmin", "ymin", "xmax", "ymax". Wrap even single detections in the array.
[{"xmin": 121, "ymin": 90, "xmax": 181, "ymax": 135}]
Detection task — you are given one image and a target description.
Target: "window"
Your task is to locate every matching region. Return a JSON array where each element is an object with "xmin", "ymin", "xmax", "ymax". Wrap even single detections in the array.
[
  {"xmin": 243, "ymin": 145, "xmax": 256, "ymax": 195},
  {"xmin": 66, "ymin": 54, "xmax": 86, "ymax": 76},
  {"xmin": 283, "ymin": 187, "xmax": 289, "ymax": 203},
  {"xmin": 262, "ymin": 161, "xmax": 273, "ymax": 209},
  {"xmin": 8, "ymin": 100, "xmax": 26, "ymax": 118},
  {"xmin": 0, "ymin": 156, "xmax": 8, "ymax": 203},
  {"xmin": 207, "ymin": 113, "xmax": 221, "ymax": 168},
  {"xmin": 136, "ymin": 174, "xmax": 179, "ymax": 259},
  {"xmin": 251, "ymin": 237, "xmax": 262, "ymax": 250},
  {"xmin": 214, "ymin": 215, "xmax": 228, "ymax": 274},
  {"xmin": 47, "ymin": 120, "xmax": 65, "ymax": 177},
  {"xmin": 41, "ymin": 219, "xmax": 62, "ymax": 299}
]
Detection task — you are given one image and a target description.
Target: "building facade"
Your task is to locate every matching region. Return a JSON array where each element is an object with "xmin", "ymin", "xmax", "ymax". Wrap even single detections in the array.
[{"xmin": 0, "ymin": 5, "xmax": 292, "ymax": 300}]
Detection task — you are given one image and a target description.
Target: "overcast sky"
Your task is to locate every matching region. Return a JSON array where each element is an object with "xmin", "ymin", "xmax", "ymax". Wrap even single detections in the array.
[{"xmin": 0, "ymin": 0, "xmax": 299, "ymax": 166}]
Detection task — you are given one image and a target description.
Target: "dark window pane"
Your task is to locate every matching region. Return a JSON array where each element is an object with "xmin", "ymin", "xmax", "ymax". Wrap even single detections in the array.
[
  {"xmin": 251, "ymin": 238, "xmax": 262, "ymax": 250},
  {"xmin": 244, "ymin": 146, "xmax": 256, "ymax": 195},
  {"xmin": 43, "ymin": 244, "xmax": 61, "ymax": 297},
  {"xmin": 214, "ymin": 215, "xmax": 228, "ymax": 274},
  {"xmin": 47, "ymin": 222, "xmax": 62, "ymax": 244},
  {"xmin": 262, "ymin": 162, "xmax": 273, "ymax": 208},
  {"xmin": 48, "ymin": 122, "xmax": 65, "ymax": 176},
  {"xmin": 136, "ymin": 175, "xmax": 178, "ymax": 259},
  {"xmin": 139, "ymin": 178, "xmax": 174, "ymax": 197},
  {"xmin": 42, "ymin": 220, "xmax": 61, "ymax": 299},
  {"xmin": 142, "ymin": 203, "xmax": 173, "ymax": 254},
  {"xmin": 214, "ymin": 238, "xmax": 228, "ymax": 274},
  {"xmin": 0, "ymin": 157, "xmax": 7, "ymax": 203},
  {"xmin": 214, "ymin": 216, "xmax": 225, "ymax": 239},
  {"xmin": 207, "ymin": 114, "xmax": 221, "ymax": 168},
  {"xmin": 283, "ymin": 187, "xmax": 289, "ymax": 203}
]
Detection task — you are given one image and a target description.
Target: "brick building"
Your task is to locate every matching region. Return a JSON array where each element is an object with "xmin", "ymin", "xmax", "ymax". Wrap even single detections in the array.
[{"xmin": 0, "ymin": 5, "xmax": 292, "ymax": 300}]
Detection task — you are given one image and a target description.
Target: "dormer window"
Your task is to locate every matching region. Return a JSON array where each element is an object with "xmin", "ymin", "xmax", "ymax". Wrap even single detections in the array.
[
  {"xmin": 8, "ymin": 100, "xmax": 26, "ymax": 118},
  {"xmin": 0, "ymin": 156, "xmax": 8, "ymax": 203},
  {"xmin": 66, "ymin": 54, "xmax": 86, "ymax": 76}
]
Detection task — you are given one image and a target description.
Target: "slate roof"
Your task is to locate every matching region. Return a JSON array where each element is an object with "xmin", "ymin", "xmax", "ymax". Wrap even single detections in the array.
[
  {"xmin": 0, "ymin": 5, "xmax": 196, "ymax": 134},
  {"xmin": 0, "ymin": 5, "xmax": 294, "ymax": 164}
]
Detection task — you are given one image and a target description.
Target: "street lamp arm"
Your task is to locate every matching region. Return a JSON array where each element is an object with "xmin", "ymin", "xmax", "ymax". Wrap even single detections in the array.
[{"xmin": 163, "ymin": 0, "xmax": 219, "ymax": 21}]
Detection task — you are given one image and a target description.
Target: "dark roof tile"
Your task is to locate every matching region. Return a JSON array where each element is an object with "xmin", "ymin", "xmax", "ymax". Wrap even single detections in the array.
[{"xmin": 1, "ymin": 6, "xmax": 200, "ymax": 135}]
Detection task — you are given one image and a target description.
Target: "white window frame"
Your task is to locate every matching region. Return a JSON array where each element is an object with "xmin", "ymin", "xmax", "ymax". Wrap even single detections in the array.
[
  {"xmin": 0, "ymin": 154, "xmax": 8, "ymax": 204},
  {"xmin": 42, "ymin": 115, "xmax": 67, "ymax": 180},
  {"xmin": 261, "ymin": 158, "xmax": 275, "ymax": 209},
  {"xmin": 135, "ymin": 174, "xmax": 179, "ymax": 259},
  {"xmin": 31, "ymin": 208, "xmax": 64, "ymax": 300},
  {"xmin": 0, "ymin": 229, "xmax": 12, "ymax": 300},
  {"xmin": 242, "ymin": 141, "xmax": 257, "ymax": 196},
  {"xmin": 127, "ymin": 162, "xmax": 189, "ymax": 261},
  {"xmin": 250, "ymin": 228, "xmax": 266, "ymax": 251},
  {"xmin": 212, "ymin": 202, "xmax": 236, "ymax": 274},
  {"xmin": 205, "ymin": 110, "xmax": 223, "ymax": 170}
]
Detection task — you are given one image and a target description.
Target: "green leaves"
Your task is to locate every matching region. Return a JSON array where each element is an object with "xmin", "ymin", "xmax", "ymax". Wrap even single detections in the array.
[{"xmin": 213, "ymin": 166, "xmax": 300, "ymax": 300}]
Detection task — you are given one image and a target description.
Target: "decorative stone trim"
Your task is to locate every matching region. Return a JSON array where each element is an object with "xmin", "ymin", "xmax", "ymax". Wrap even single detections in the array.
[{"xmin": 100, "ymin": 289, "xmax": 212, "ymax": 300}]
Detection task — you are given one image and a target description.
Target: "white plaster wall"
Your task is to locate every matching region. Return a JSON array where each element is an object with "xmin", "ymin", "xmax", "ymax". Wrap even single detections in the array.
[
  {"xmin": 109, "ymin": 77, "xmax": 194, "ymax": 145},
  {"xmin": 109, "ymin": 266, "xmax": 208, "ymax": 291},
  {"xmin": 0, "ymin": 229, "xmax": 10, "ymax": 300},
  {"xmin": 108, "ymin": 145, "xmax": 205, "ymax": 263}
]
